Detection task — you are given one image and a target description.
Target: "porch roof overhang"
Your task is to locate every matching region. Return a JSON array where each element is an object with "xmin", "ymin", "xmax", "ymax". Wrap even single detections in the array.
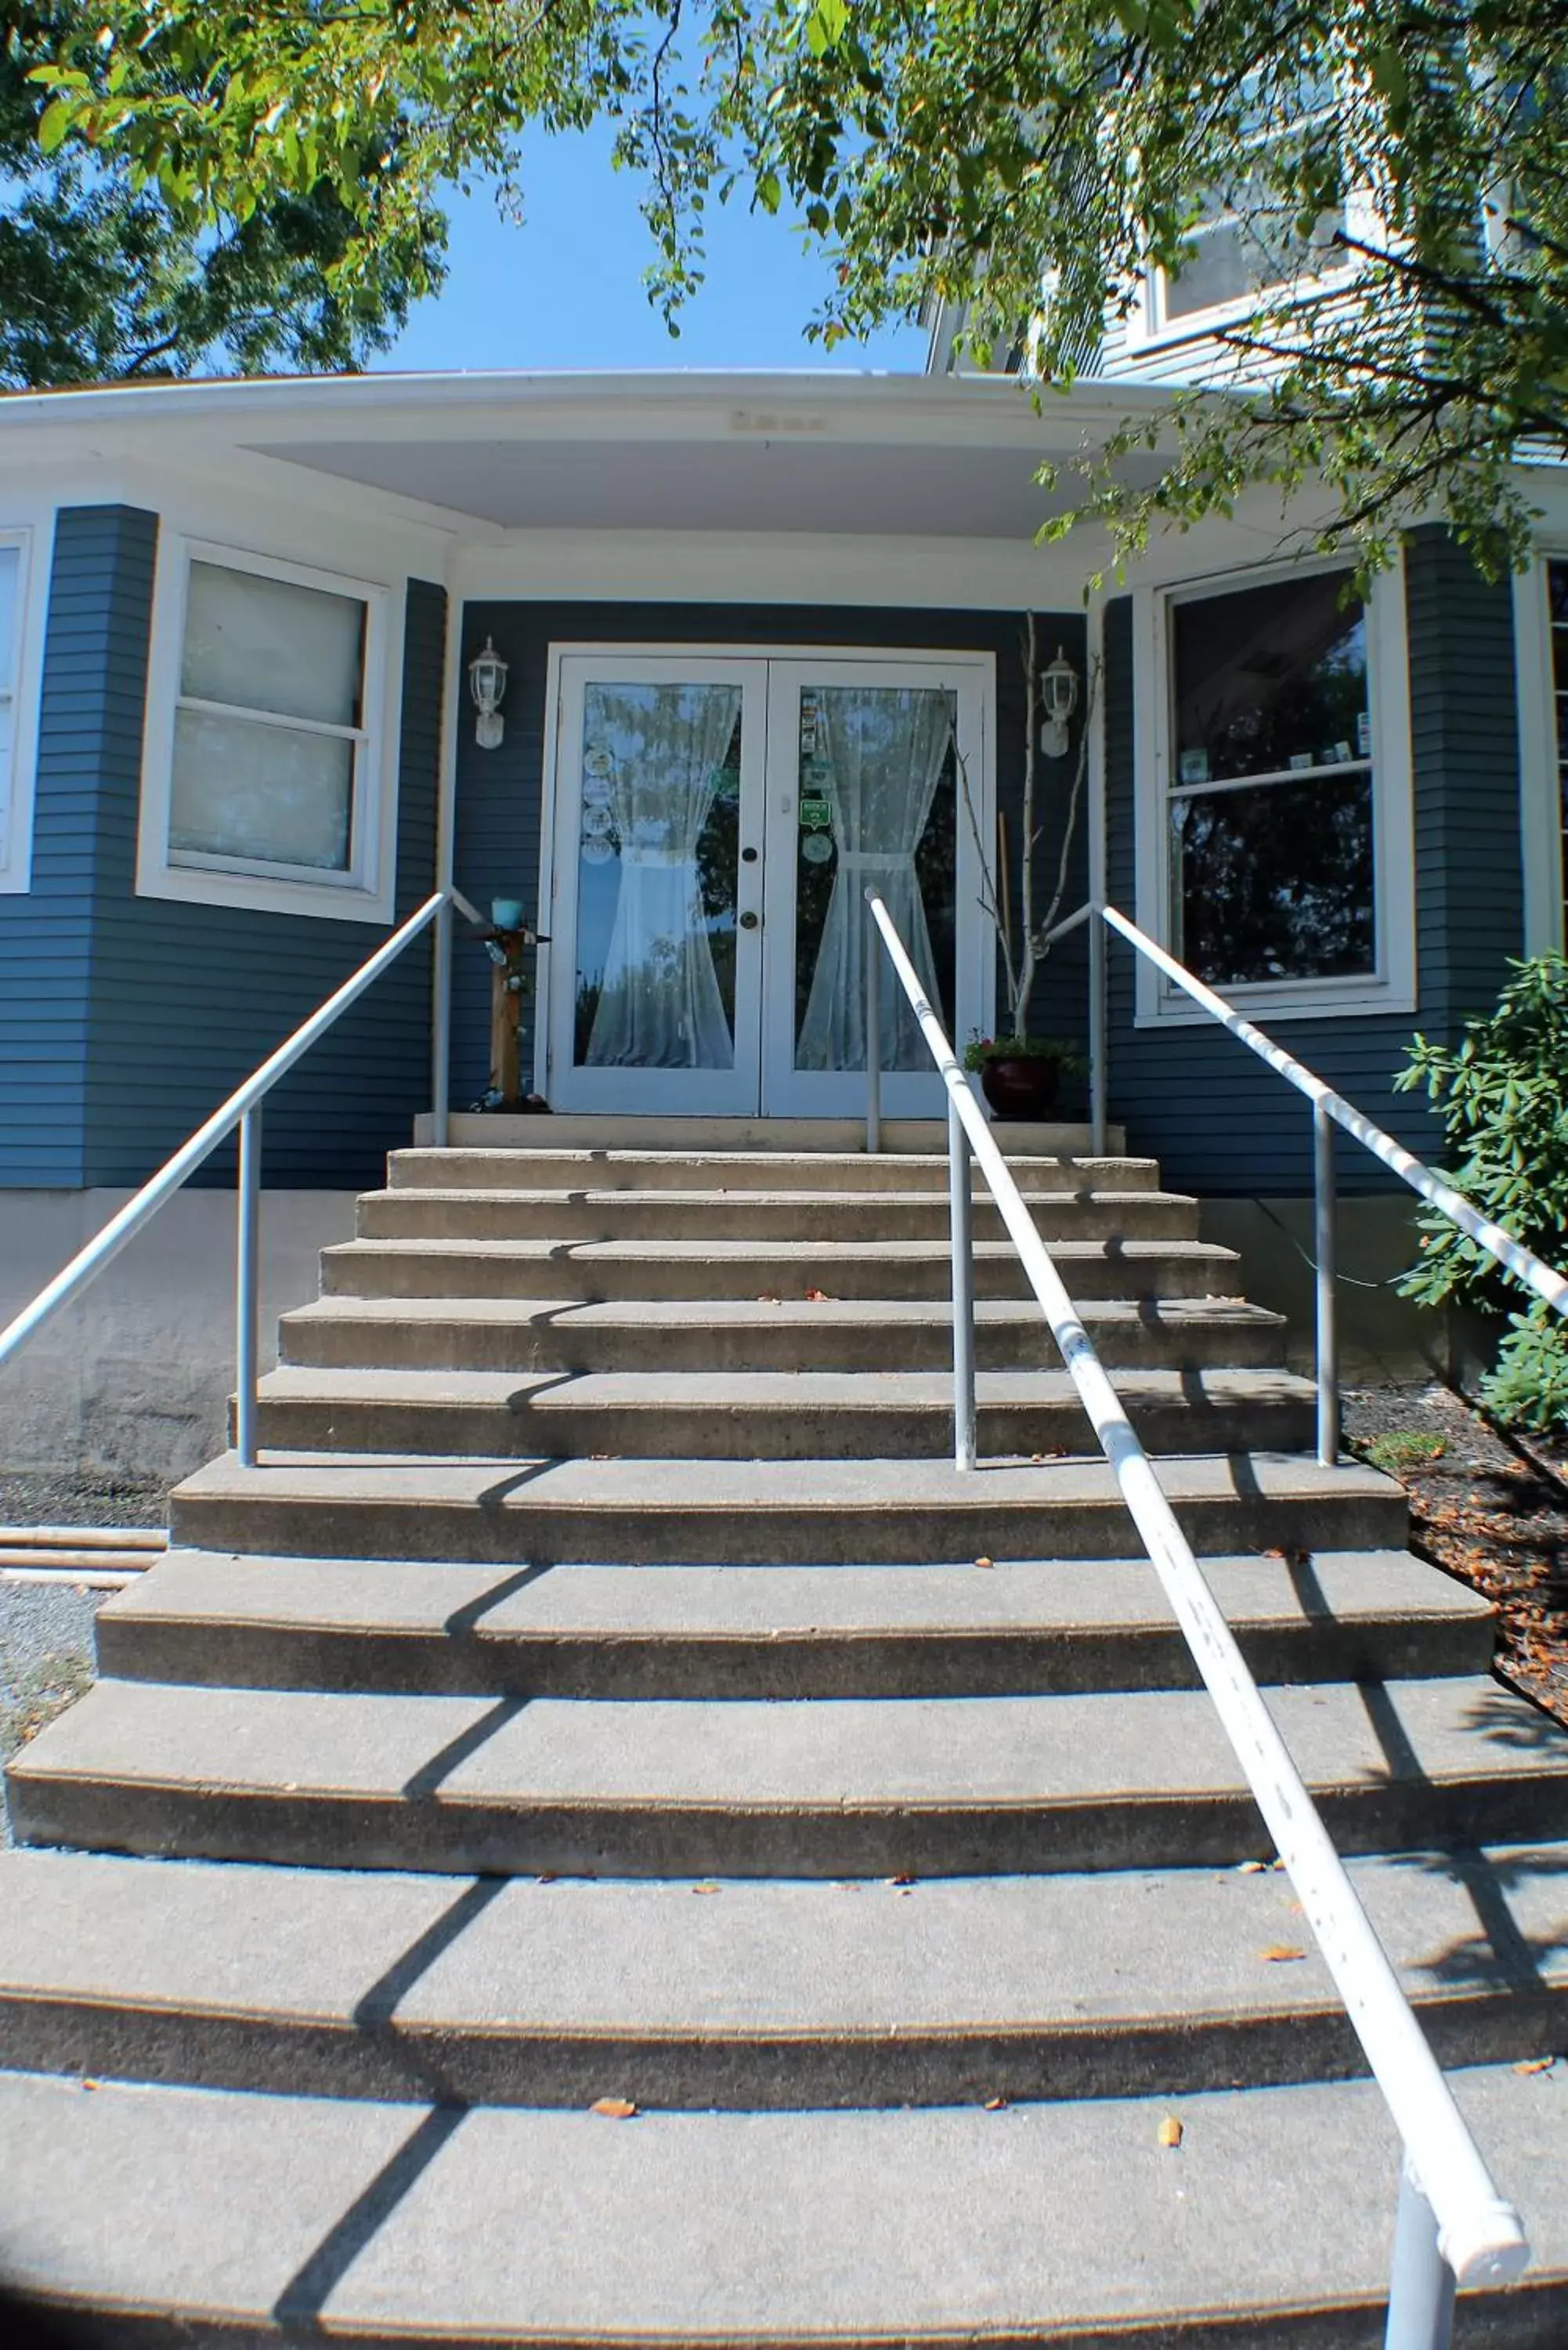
[{"xmin": 0, "ymin": 368, "xmax": 1180, "ymax": 540}]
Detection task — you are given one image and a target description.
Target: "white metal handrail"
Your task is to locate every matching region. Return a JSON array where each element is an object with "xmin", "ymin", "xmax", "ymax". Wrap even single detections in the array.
[
  {"xmin": 862, "ymin": 886, "xmax": 1528, "ymax": 2347},
  {"xmin": 1084, "ymin": 902, "xmax": 1568, "ymax": 1469},
  {"xmin": 0, "ymin": 888, "xmax": 453, "ymax": 1465}
]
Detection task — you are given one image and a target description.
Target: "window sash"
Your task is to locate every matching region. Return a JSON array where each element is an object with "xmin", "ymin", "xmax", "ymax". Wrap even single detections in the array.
[{"xmin": 168, "ymin": 559, "xmax": 372, "ymax": 885}]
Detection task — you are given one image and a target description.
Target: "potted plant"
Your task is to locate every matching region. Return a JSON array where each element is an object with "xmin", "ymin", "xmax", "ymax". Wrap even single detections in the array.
[{"xmin": 963, "ymin": 1032, "xmax": 1085, "ymax": 1119}]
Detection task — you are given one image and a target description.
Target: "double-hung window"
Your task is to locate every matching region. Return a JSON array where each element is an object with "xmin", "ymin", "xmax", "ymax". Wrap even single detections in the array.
[
  {"xmin": 0, "ymin": 530, "xmax": 32, "ymax": 892},
  {"xmin": 1140, "ymin": 559, "xmax": 1414, "ymax": 1021},
  {"xmin": 139, "ymin": 541, "xmax": 393, "ymax": 921}
]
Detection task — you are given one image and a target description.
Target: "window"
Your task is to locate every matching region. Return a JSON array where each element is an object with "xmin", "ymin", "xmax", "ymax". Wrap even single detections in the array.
[
  {"xmin": 1138, "ymin": 558, "xmax": 1415, "ymax": 1022},
  {"xmin": 0, "ymin": 530, "xmax": 32, "ymax": 893},
  {"xmin": 139, "ymin": 541, "xmax": 394, "ymax": 921}
]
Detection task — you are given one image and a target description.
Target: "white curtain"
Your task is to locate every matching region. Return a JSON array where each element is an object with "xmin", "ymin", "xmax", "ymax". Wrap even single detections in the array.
[
  {"xmin": 796, "ymin": 686, "xmax": 954, "ymax": 1071},
  {"xmin": 586, "ymin": 682, "xmax": 741, "ymax": 1069}
]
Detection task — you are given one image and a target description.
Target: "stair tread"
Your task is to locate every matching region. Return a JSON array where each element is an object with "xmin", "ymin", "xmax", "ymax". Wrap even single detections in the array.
[
  {"xmin": 253, "ymin": 1365, "xmax": 1318, "ymax": 1411},
  {"xmin": 326, "ymin": 1234, "xmax": 1241, "ymax": 1267},
  {"xmin": 103, "ymin": 1546, "xmax": 1487, "ymax": 1643},
  {"xmin": 392, "ymin": 1149, "xmax": 1162, "ymax": 1177},
  {"xmin": 2, "ymin": 2065, "xmax": 1559, "ymax": 2336},
  {"xmin": 11, "ymin": 1673, "xmax": 1562, "ymax": 1813},
  {"xmin": 285, "ymin": 1293, "xmax": 1286, "ymax": 1329},
  {"xmin": 172, "ymin": 1448, "xmax": 1388, "ymax": 1511},
  {"xmin": 2, "ymin": 1842, "xmax": 1561, "ymax": 2044}
]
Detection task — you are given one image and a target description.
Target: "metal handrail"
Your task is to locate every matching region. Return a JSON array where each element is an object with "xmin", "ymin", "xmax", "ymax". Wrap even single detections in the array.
[
  {"xmin": 862, "ymin": 885, "xmax": 1528, "ymax": 2345},
  {"xmin": 1086, "ymin": 901, "xmax": 1568, "ymax": 1467},
  {"xmin": 0, "ymin": 888, "xmax": 450, "ymax": 1464}
]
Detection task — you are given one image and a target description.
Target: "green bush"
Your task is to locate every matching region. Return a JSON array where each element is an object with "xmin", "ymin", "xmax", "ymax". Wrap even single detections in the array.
[{"xmin": 1394, "ymin": 954, "xmax": 1568, "ymax": 1432}]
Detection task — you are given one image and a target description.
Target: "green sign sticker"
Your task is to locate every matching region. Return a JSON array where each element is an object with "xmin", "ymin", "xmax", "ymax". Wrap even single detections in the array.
[{"xmin": 799, "ymin": 797, "xmax": 832, "ymax": 829}]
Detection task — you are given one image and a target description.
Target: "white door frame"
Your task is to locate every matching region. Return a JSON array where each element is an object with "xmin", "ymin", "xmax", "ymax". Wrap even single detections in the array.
[{"xmin": 537, "ymin": 642, "xmax": 996, "ymax": 1114}]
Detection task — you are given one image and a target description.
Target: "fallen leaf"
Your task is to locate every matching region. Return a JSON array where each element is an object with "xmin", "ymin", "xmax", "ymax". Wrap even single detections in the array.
[
  {"xmin": 804, "ymin": 1287, "xmax": 829, "ymax": 1302},
  {"xmin": 537, "ymin": 1871, "xmax": 558, "ymax": 1885},
  {"xmin": 591, "ymin": 2096, "xmax": 638, "ymax": 2119},
  {"xmin": 983, "ymin": 2095, "xmax": 1009, "ymax": 2111},
  {"xmin": 1158, "ymin": 2113, "xmax": 1183, "ymax": 2148},
  {"xmin": 1260, "ymin": 1946, "xmax": 1307, "ymax": 1964},
  {"xmin": 1515, "ymin": 2055, "xmax": 1558, "ymax": 2076},
  {"xmin": 974, "ymin": 1554, "xmax": 995, "ymax": 1570},
  {"xmin": 887, "ymin": 1872, "xmax": 916, "ymax": 1887},
  {"xmin": 758, "ymin": 1292, "xmax": 781, "ymax": 1304},
  {"xmin": 1030, "ymin": 1453, "xmax": 1045, "ymax": 1466},
  {"xmin": 692, "ymin": 1882, "xmax": 722, "ymax": 1896},
  {"xmin": 80, "ymin": 2078, "xmax": 99, "ymax": 2093},
  {"xmin": 1236, "ymin": 1860, "xmax": 1268, "ymax": 1875}
]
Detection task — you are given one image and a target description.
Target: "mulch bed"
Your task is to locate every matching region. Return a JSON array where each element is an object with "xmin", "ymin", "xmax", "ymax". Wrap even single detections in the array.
[{"xmin": 1343, "ymin": 1382, "xmax": 1568, "ymax": 1730}]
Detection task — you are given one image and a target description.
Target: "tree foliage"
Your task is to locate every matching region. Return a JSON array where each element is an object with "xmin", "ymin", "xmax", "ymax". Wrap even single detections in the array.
[
  {"xmin": 1, "ymin": 2, "xmax": 447, "ymax": 385},
  {"xmin": 21, "ymin": 0, "xmax": 1568, "ymax": 569},
  {"xmin": 1396, "ymin": 956, "xmax": 1568, "ymax": 1433}
]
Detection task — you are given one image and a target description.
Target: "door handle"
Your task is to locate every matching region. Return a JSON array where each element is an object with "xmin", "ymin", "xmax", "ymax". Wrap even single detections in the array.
[{"xmin": 739, "ymin": 910, "xmax": 761, "ymax": 931}]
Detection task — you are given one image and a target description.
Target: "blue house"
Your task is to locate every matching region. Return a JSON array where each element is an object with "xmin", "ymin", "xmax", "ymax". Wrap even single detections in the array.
[{"xmin": 0, "ymin": 363, "xmax": 1561, "ymax": 1464}]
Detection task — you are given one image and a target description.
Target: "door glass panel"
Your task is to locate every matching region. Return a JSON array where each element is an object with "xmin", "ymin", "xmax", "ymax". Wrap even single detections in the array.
[
  {"xmin": 573, "ymin": 682, "xmax": 743, "ymax": 1069},
  {"xmin": 794, "ymin": 684, "xmax": 957, "ymax": 1072}
]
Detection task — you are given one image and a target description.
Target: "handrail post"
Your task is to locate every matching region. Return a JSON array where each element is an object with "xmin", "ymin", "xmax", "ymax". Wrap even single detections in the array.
[
  {"xmin": 432, "ymin": 894, "xmax": 453, "ymax": 1150},
  {"xmin": 1385, "ymin": 2160, "xmax": 1457, "ymax": 2350},
  {"xmin": 865, "ymin": 899, "xmax": 882, "ymax": 1154},
  {"xmin": 234, "ymin": 1105, "xmax": 262, "ymax": 1470},
  {"xmin": 948, "ymin": 1096, "xmax": 977, "ymax": 1470},
  {"xmin": 1089, "ymin": 911, "xmax": 1107, "ymax": 1158},
  {"xmin": 1314, "ymin": 1100, "xmax": 1339, "ymax": 1467}
]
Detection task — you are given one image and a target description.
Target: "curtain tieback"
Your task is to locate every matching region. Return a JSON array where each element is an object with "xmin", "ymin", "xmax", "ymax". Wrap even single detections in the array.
[
  {"xmin": 620, "ymin": 846, "xmax": 692, "ymax": 869},
  {"xmin": 837, "ymin": 850, "xmax": 917, "ymax": 870}
]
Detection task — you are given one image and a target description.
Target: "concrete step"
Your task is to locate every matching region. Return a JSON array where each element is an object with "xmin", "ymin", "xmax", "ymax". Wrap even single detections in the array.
[
  {"xmin": 94, "ymin": 1550, "xmax": 1494, "ymax": 1698},
  {"xmin": 165, "ymin": 1452, "xmax": 1407, "ymax": 1566},
  {"xmin": 1, "ymin": 1844, "xmax": 1561, "ymax": 2108},
  {"xmin": 320, "ymin": 1235, "xmax": 1248, "ymax": 1304},
  {"xmin": 412, "ymin": 1112, "xmax": 1127, "ymax": 1156},
  {"xmin": 356, "ymin": 1186, "xmax": 1201, "ymax": 1246},
  {"xmin": 0, "ymin": 2064, "xmax": 1562, "ymax": 2346},
  {"xmin": 247, "ymin": 1366, "xmax": 1319, "ymax": 1461},
  {"xmin": 389, "ymin": 1147, "xmax": 1164, "ymax": 1195},
  {"xmin": 280, "ymin": 1294, "xmax": 1289, "ymax": 1376},
  {"xmin": 10, "ymin": 1673, "xmax": 1563, "ymax": 1878}
]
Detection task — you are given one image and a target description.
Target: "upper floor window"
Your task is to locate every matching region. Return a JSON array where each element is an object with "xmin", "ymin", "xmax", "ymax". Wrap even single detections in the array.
[
  {"xmin": 139, "ymin": 540, "xmax": 396, "ymax": 923},
  {"xmin": 0, "ymin": 530, "xmax": 31, "ymax": 893},
  {"xmin": 1137, "ymin": 557, "xmax": 1415, "ymax": 1022}
]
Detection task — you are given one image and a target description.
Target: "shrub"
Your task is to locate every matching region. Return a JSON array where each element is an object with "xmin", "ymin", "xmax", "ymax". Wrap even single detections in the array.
[{"xmin": 1394, "ymin": 954, "xmax": 1568, "ymax": 1433}]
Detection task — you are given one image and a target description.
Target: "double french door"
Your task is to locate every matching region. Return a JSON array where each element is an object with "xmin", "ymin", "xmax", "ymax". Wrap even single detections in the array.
[{"xmin": 544, "ymin": 650, "xmax": 992, "ymax": 1116}]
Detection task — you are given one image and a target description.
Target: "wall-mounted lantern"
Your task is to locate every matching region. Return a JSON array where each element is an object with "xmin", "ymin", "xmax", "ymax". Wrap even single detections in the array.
[
  {"xmin": 469, "ymin": 636, "xmax": 509, "ymax": 750},
  {"xmin": 1039, "ymin": 645, "xmax": 1079, "ymax": 760}
]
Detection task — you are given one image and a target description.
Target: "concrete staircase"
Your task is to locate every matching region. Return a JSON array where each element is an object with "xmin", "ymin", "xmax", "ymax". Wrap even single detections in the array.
[{"xmin": 2, "ymin": 1134, "xmax": 1566, "ymax": 2343}]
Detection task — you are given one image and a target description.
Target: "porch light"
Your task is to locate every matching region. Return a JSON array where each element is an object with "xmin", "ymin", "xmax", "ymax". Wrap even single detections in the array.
[
  {"xmin": 469, "ymin": 636, "xmax": 509, "ymax": 750},
  {"xmin": 1039, "ymin": 645, "xmax": 1079, "ymax": 759}
]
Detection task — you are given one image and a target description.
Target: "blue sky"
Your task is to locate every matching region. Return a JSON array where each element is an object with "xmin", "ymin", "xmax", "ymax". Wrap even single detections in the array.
[{"xmin": 378, "ymin": 125, "xmax": 927, "ymax": 375}]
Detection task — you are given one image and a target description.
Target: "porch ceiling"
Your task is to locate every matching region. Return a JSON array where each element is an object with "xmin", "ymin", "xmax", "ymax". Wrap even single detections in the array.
[{"xmin": 247, "ymin": 433, "xmax": 1151, "ymax": 537}]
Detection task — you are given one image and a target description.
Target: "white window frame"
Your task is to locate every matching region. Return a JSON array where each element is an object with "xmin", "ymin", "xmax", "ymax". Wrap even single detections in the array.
[
  {"xmin": 137, "ymin": 534, "xmax": 397, "ymax": 923},
  {"xmin": 1123, "ymin": 88, "xmax": 1375, "ymax": 357},
  {"xmin": 0, "ymin": 524, "xmax": 42, "ymax": 896},
  {"xmin": 1133, "ymin": 551, "xmax": 1416, "ymax": 1025},
  {"xmin": 1512, "ymin": 546, "xmax": 1567, "ymax": 956}
]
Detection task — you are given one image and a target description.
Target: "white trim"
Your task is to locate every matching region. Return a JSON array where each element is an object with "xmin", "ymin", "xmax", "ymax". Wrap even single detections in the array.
[
  {"xmin": 1132, "ymin": 549, "xmax": 1416, "ymax": 1025},
  {"xmin": 536, "ymin": 641, "xmax": 996, "ymax": 1115},
  {"xmin": 1513, "ymin": 548, "xmax": 1565, "ymax": 956},
  {"xmin": 0, "ymin": 522, "xmax": 47, "ymax": 895},
  {"xmin": 135, "ymin": 533, "xmax": 399, "ymax": 924}
]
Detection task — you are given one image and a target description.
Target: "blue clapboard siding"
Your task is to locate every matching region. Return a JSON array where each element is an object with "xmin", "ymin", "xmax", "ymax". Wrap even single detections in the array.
[
  {"xmin": 0, "ymin": 504, "xmax": 446, "ymax": 1191},
  {"xmin": 0, "ymin": 506, "xmax": 154, "ymax": 1185},
  {"xmin": 1101, "ymin": 526, "xmax": 1524, "ymax": 1195},
  {"xmin": 450, "ymin": 601, "xmax": 1086, "ymax": 1109}
]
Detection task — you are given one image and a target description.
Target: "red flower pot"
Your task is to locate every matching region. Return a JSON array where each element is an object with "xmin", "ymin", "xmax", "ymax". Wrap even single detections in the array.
[{"xmin": 978, "ymin": 1055, "xmax": 1061, "ymax": 1120}]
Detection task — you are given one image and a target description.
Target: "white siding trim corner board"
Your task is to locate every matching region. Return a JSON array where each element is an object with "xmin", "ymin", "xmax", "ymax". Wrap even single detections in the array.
[
  {"xmin": 1512, "ymin": 548, "xmax": 1565, "ymax": 958},
  {"xmin": 0, "ymin": 517, "xmax": 51, "ymax": 896},
  {"xmin": 135, "ymin": 532, "xmax": 403, "ymax": 926},
  {"xmin": 1130, "ymin": 548, "xmax": 1416, "ymax": 1028}
]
